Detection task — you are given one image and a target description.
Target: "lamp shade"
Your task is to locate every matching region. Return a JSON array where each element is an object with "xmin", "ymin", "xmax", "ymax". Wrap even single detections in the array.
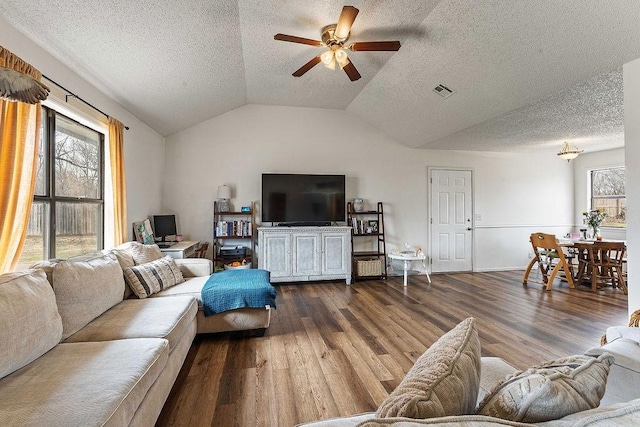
[{"xmin": 217, "ymin": 185, "xmax": 231, "ymax": 199}]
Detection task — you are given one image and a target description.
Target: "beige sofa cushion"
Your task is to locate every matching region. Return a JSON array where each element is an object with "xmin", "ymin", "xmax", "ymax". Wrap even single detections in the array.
[
  {"xmin": 0, "ymin": 338, "xmax": 168, "ymax": 426},
  {"xmin": 52, "ymin": 254, "xmax": 125, "ymax": 340},
  {"xmin": 65, "ymin": 296, "xmax": 197, "ymax": 351},
  {"xmin": 477, "ymin": 354, "xmax": 614, "ymax": 422},
  {"xmin": 124, "ymin": 256, "xmax": 185, "ymax": 298},
  {"xmin": 376, "ymin": 318, "xmax": 481, "ymax": 419},
  {"xmin": 0, "ymin": 269, "xmax": 62, "ymax": 380}
]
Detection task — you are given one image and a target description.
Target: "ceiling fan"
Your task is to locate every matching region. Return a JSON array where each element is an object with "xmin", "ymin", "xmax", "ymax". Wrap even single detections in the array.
[{"xmin": 274, "ymin": 5, "xmax": 401, "ymax": 81}]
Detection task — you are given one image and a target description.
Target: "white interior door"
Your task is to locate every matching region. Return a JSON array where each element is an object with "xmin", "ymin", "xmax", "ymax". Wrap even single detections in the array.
[{"xmin": 430, "ymin": 169, "xmax": 473, "ymax": 272}]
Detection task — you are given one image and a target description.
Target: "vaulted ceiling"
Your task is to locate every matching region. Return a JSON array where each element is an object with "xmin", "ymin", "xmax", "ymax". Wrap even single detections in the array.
[{"xmin": 2, "ymin": 0, "xmax": 640, "ymax": 153}]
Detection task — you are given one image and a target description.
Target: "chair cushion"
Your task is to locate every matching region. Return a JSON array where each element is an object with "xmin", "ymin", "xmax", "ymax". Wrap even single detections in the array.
[
  {"xmin": 0, "ymin": 338, "xmax": 168, "ymax": 426},
  {"xmin": 65, "ymin": 296, "xmax": 197, "ymax": 351},
  {"xmin": 51, "ymin": 254, "xmax": 125, "ymax": 340},
  {"xmin": 477, "ymin": 353, "xmax": 614, "ymax": 422},
  {"xmin": 376, "ymin": 318, "xmax": 481, "ymax": 419},
  {"xmin": 0, "ymin": 269, "xmax": 63, "ymax": 380},
  {"xmin": 124, "ymin": 256, "xmax": 185, "ymax": 298}
]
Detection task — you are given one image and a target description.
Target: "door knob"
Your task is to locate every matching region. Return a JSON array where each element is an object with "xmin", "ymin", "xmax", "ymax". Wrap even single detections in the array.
[{"xmin": 466, "ymin": 227, "xmax": 472, "ymax": 231}]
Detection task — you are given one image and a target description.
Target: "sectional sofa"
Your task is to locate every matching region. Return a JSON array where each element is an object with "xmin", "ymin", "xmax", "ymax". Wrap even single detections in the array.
[
  {"xmin": 301, "ymin": 318, "xmax": 640, "ymax": 426},
  {"xmin": 0, "ymin": 242, "xmax": 272, "ymax": 426}
]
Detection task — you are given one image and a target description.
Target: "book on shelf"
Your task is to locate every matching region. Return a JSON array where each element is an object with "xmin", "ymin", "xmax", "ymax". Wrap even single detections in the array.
[{"xmin": 215, "ymin": 220, "xmax": 252, "ymax": 237}]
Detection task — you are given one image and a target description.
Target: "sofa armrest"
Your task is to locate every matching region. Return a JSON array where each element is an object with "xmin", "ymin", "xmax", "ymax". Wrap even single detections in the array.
[
  {"xmin": 606, "ymin": 326, "xmax": 640, "ymax": 344},
  {"xmin": 174, "ymin": 258, "xmax": 212, "ymax": 277}
]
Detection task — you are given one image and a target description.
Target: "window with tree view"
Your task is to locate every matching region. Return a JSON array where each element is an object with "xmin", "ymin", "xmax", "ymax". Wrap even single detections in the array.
[
  {"xmin": 591, "ymin": 167, "xmax": 625, "ymax": 227},
  {"xmin": 18, "ymin": 107, "xmax": 104, "ymax": 268}
]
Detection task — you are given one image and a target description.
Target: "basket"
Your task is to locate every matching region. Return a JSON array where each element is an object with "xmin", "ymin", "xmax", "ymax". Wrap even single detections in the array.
[
  {"xmin": 356, "ymin": 259, "xmax": 383, "ymax": 277},
  {"xmin": 224, "ymin": 262, "xmax": 251, "ymax": 270}
]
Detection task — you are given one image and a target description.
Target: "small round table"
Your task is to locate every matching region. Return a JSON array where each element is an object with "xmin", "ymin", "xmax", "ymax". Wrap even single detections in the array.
[{"xmin": 388, "ymin": 252, "xmax": 431, "ymax": 286}]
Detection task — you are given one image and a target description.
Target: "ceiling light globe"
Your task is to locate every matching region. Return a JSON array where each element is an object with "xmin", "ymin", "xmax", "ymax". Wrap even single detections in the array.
[
  {"xmin": 335, "ymin": 48, "xmax": 348, "ymax": 63},
  {"xmin": 320, "ymin": 50, "xmax": 334, "ymax": 65}
]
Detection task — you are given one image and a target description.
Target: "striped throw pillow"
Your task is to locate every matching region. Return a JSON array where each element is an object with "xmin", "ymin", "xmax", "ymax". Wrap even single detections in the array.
[{"xmin": 124, "ymin": 256, "xmax": 185, "ymax": 298}]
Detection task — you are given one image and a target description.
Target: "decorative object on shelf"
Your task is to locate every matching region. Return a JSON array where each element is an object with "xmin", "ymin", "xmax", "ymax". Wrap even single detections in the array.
[
  {"xmin": 583, "ymin": 209, "xmax": 607, "ymax": 239},
  {"xmin": 368, "ymin": 220, "xmax": 378, "ymax": 233},
  {"xmin": 557, "ymin": 141, "xmax": 583, "ymax": 162},
  {"xmin": 217, "ymin": 185, "xmax": 232, "ymax": 212},
  {"xmin": 241, "ymin": 206, "xmax": 251, "ymax": 213},
  {"xmin": 352, "ymin": 198, "xmax": 364, "ymax": 212}
]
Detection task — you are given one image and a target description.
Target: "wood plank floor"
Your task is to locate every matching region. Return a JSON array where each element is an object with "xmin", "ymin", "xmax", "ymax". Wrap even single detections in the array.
[{"xmin": 156, "ymin": 271, "xmax": 628, "ymax": 427}]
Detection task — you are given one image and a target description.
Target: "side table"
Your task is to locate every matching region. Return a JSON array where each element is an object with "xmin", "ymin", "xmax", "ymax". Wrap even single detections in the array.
[{"xmin": 388, "ymin": 252, "xmax": 431, "ymax": 286}]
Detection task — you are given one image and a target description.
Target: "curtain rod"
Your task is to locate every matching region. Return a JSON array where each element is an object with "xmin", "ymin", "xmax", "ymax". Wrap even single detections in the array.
[{"xmin": 42, "ymin": 75, "xmax": 129, "ymax": 130}]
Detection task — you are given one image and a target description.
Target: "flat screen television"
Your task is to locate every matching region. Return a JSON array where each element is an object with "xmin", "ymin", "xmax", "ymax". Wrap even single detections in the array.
[
  {"xmin": 262, "ymin": 173, "xmax": 346, "ymax": 225},
  {"xmin": 153, "ymin": 214, "xmax": 177, "ymax": 242}
]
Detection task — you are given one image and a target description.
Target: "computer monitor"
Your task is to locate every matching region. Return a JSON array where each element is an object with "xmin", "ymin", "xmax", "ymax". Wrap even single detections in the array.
[{"xmin": 153, "ymin": 215, "xmax": 177, "ymax": 242}]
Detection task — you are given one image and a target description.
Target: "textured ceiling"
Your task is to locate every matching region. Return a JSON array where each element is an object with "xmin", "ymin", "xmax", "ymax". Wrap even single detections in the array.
[{"xmin": 1, "ymin": 0, "xmax": 640, "ymax": 152}]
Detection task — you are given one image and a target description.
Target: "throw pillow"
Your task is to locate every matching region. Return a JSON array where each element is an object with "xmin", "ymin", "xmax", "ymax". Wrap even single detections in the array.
[
  {"xmin": 376, "ymin": 317, "xmax": 481, "ymax": 419},
  {"xmin": 124, "ymin": 256, "xmax": 185, "ymax": 298},
  {"xmin": 476, "ymin": 353, "xmax": 614, "ymax": 422},
  {"xmin": 130, "ymin": 242, "xmax": 163, "ymax": 265}
]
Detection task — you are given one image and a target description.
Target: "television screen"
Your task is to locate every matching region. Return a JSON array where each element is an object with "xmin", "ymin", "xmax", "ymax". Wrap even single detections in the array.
[
  {"xmin": 262, "ymin": 174, "xmax": 346, "ymax": 224},
  {"xmin": 153, "ymin": 215, "xmax": 177, "ymax": 241}
]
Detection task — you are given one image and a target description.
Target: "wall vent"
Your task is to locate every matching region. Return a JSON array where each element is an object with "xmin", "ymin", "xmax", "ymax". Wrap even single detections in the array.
[{"xmin": 433, "ymin": 84, "xmax": 455, "ymax": 99}]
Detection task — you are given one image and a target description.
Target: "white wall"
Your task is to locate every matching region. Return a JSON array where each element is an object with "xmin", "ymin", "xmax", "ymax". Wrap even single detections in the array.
[
  {"xmin": 1, "ymin": 17, "xmax": 165, "ymax": 242},
  {"xmin": 164, "ymin": 104, "xmax": 574, "ymax": 272},
  {"xmin": 572, "ymin": 148, "xmax": 626, "ymax": 241},
  {"xmin": 625, "ymin": 57, "xmax": 640, "ymax": 316}
]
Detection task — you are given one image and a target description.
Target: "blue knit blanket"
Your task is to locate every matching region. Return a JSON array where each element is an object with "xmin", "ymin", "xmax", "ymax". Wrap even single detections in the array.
[{"xmin": 201, "ymin": 269, "xmax": 276, "ymax": 316}]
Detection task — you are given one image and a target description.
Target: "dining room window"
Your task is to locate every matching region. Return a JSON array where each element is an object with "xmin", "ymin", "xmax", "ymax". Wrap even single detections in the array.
[{"xmin": 591, "ymin": 167, "xmax": 625, "ymax": 227}]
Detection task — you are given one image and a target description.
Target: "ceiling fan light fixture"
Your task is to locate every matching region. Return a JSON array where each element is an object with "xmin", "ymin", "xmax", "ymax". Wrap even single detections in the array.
[
  {"xmin": 335, "ymin": 48, "xmax": 349, "ymax": 67},
  {"xmin": 320, "ymin": 50, "xmax": 336, "ymax": 69},
  {"xmin": 557, "ymin": 141, "xmax": 583, "ymax": 161}
]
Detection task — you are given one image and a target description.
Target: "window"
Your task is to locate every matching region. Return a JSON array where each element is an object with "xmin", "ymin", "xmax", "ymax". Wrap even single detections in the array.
[
  {"xmin": 18, "ymin": 107, "xmax": 105, "ymax": 267},
  {"xmin": 591, "ymin": 167, "xmax": 625, "ymax": 227}
]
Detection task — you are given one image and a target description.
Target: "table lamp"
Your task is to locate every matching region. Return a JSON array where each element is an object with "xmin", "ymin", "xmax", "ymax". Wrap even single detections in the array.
[{"xmin": 217, "ymin": 185, "xmax": 232, "ymax": 212}]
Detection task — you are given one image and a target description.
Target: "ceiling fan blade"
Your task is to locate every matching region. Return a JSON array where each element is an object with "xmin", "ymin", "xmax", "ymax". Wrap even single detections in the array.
[
  {"xmin": 349, "ymin": 41, "xmax": 401, "ymax": 51},
  {"xmin": 335, "ymin": 6, "xmax": 359, "ymax": 39},
  {"xmin": 274, "ymin": 33, "xmax": 322, "ymax": 47},
  {"xmin": 342, "ymin": 60, "xmax": 361, "ymax": 82},
  {"xmin": 292, "ymin": 56, "xmax": 322, "ymax": 77}
]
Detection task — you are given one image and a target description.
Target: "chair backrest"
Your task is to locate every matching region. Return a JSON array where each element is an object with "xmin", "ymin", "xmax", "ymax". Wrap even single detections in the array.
[
  {"xmin": 195, "ymin": 242, "xmax": 209, "ymax": 258},
  {"xmin": 529, "ymin": 232, "xmax": 562, "ymax": 253},
  {"xmin": 591, "ymin": 241, "xmax": 626, "ymax": 267}
]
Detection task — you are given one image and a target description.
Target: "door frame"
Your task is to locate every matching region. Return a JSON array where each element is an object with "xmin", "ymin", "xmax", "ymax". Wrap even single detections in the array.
[{"xmin": 427, "ymin": 167, "xmax": 475, "ymax": 273}]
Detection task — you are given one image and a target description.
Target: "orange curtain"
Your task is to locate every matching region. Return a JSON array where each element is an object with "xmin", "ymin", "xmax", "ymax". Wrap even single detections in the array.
[
  {"xmin": 0, "ymin": 46, "xmax": 42, "ymax": 273},
  {"xmin": 109, "ymin": 117, "xmax": 127, "ymax": 245}
]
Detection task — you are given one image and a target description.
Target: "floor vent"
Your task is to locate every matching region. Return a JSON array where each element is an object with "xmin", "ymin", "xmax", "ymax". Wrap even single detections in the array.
[{"xmin": 433, "ymin": 84, "xmax": 455, "ymax": 99}]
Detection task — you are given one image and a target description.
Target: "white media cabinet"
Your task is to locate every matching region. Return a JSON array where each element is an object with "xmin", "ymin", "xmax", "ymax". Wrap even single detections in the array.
[{"xmin": 257, "ymin": 226, "xmax": 352, "ymax": 285}]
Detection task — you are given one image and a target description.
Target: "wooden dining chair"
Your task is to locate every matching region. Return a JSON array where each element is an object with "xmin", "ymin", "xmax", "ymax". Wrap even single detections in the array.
[
  {"xmin": 194, "ymin": 242, "xmax": 209, "ymax": 259},
  {"xmin": 523, "ymin": 232, "xmax": 575, "ymax": 291},
  {"xmin": 576, "ymin": 241, "xmax": 627, "ymax": 294}
]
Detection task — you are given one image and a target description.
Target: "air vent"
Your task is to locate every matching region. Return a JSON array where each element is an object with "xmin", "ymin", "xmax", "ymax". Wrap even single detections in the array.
[{"xmin": 433, "ymin": 84, "xmax": 455, "ymax": 99}]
